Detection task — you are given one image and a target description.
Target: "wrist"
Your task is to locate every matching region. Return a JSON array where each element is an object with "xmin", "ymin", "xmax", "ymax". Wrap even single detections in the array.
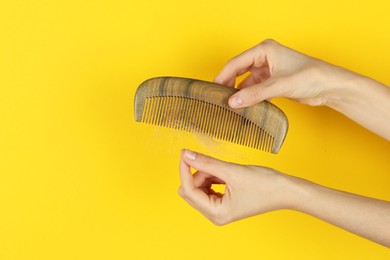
[
  {"xmin": 321, "ymin": 65, "xmax": 365, "ymax": 109},
  {"xmin": 322, "ymin": 65, "xmax": 386, "ymax": 113},
  {"xmin": 280, "ymin": 173, "xmax": 318, "ymax": 212}
]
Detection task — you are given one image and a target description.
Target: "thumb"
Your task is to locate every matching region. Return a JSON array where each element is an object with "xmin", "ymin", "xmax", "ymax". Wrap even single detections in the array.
[
  {"xmin": 228, "ymin": 78, "xmax": 284, "ymax": 108},
  {"xmin": 181, "ymin": 149, "xmax": 233, "ymax": 181}
]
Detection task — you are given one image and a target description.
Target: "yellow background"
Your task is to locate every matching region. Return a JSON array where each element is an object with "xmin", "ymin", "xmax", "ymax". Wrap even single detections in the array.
[{"xmin": 1, "ymin": 0, "xmax": 390, "ymax": 259}]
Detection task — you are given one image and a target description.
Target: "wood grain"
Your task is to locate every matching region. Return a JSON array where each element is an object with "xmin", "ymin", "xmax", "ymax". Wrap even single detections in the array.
[{"xmin": 134, "ymin": 77, "xmax": 288, "ymax": 153}]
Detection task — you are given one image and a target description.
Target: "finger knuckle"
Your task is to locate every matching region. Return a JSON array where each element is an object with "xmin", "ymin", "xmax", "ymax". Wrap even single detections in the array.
[
  {"xmin": 178, "ymin": 186, "xmax": 188, "ymax": 199},
  {"xmin": 177, "ymin": 187, "xmax": 183, "ymax": 197},
  {"xmin": 199, "ymin": 156, "xmax": 215, "ymax": 169},
  {"xmin": 257, "ymin": 39, "xmax": 280, "ymax": 55},
  {"xmin": 226, "ymin": 55, "xmax": 240, "ymax": 67},
  {"xmin": 212, "ymin": 217, "xmax": 228, "ymax": 226},
  {"xmin": 244, "ymin": 87, "xmax": 264, "ymax": 105},
  {"xmin": 211, "ymin": 209, "xmax": 230, "ymax": 226},
  {"xmin": 260, "ymin": 38, "xmax": 278, "ymax": 47}
]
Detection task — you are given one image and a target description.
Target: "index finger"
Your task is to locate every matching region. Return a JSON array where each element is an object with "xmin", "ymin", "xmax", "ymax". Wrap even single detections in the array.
[{"xmin": 214, "ymin": 44, "xmax": 267, "ymax": 87}]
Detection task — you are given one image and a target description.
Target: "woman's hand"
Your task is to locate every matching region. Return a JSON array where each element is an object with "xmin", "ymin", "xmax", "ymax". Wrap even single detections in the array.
[
  {"xmin": 178, "ymin": 149, "xmax": 390, "ymax": 247},
  {"xmin": 178, "ymin": 149, "xmax": 299, "ymax": 225},
  {"xmin": 214, "ymin": 39, "xmax": 357, "ymax": 108},
  {"xmin": 214, "ymin": 39, "xmax": 390, "ymax": 141}
]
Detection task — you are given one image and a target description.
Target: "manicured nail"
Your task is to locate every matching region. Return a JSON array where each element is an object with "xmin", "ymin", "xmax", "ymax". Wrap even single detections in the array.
[
  {"xmin": 184, "ymin": 150, "xmax": 197, "ymax": 161},
  {"xmin": 229, "ymin": 96, "xmax": 243, "ymax": 108}
]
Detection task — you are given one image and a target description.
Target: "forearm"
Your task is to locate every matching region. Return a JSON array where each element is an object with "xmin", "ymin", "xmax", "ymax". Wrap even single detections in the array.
[
  {"xmin": 288, "ymin": 176, "xmax": 390, "ymax": 247},
  {"xmin": 327, "ymin": 71, "xmax": 390, "ymax": 141}
]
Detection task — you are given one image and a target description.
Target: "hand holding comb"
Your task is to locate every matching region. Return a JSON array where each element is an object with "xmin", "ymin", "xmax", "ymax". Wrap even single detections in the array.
[{"xmin": 134, "ymin": 77, "xmax": 288, "ymax": 153}]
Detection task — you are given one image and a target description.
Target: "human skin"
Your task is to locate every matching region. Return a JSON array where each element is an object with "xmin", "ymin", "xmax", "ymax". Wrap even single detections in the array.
[
  {"xmin": 178, "ymin": 40, "xmax": 390, "ymax": 247},
  {"xmin": 214, "ymin": 39, "xmax": 390, "ymax": 141}
]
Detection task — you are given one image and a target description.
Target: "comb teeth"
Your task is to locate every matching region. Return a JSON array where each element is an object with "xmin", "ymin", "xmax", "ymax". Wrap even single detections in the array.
[
  {"xmin": 134, "ymin": 77, "xmax": 288, "ymax": 153},
  {"xmin": 141, "ymin": 96, "xmax": 275, "ymax": 152}
]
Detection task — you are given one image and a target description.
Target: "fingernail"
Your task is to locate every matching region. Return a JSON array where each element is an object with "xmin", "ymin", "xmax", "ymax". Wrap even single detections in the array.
[
  {"xmin": 229, "ymin": 96, "xmax": 243, "ymax": 108},
  {"xmin": 184, "ymin": 150, "xmax": 197, "ymax": 161}
]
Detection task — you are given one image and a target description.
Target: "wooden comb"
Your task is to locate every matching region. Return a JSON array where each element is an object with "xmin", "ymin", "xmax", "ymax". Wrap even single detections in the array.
[{"xmin": 134, "ymin": 77, "xmax": 288, "ymax": 153}]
